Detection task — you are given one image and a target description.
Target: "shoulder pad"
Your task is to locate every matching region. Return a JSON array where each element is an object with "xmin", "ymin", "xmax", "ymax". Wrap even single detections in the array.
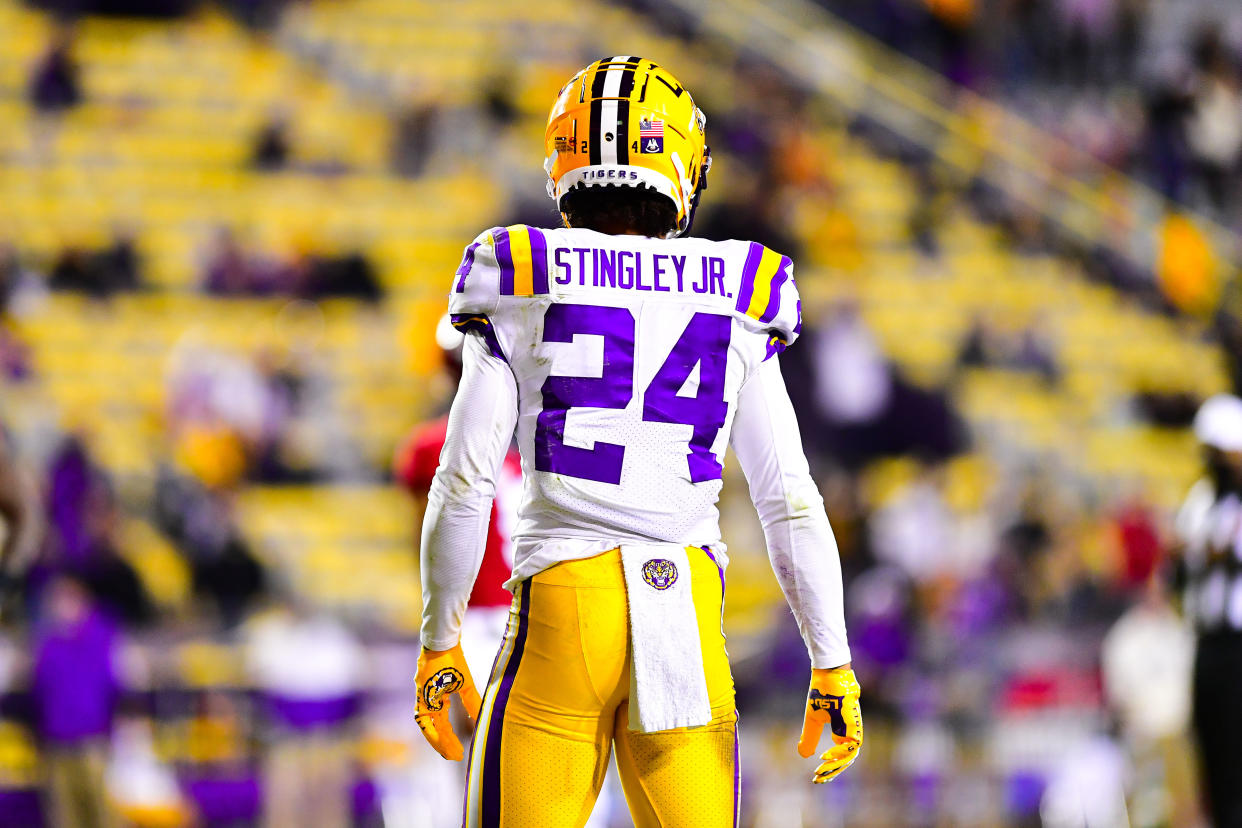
[
  {"xmin": 449, "ymin": 225, "xmax": 553, "ymax": 316},
  {"xmin": 733, "ymin": 242, "xmax": 802, "ymax": 346}
]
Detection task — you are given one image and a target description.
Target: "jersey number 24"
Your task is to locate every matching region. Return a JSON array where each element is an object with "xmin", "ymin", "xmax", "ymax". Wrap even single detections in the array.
[{"xmin": 534, "ymin": 303, "xmax": 729, "ymax": 485}]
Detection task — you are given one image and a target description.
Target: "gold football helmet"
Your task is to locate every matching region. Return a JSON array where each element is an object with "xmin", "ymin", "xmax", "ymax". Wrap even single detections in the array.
[{"xmin": 544, "ymin": 57, "xmax": 711, "ymax": 237}]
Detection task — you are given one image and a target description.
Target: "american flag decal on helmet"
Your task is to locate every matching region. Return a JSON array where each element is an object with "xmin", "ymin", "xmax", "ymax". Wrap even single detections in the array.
[{"xmin": 639, "ymin": 118, "xmax": 664, "ymax": 153}]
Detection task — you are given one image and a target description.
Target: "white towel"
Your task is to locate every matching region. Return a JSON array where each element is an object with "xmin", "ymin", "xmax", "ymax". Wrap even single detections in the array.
[{"xmin": 620, "ymin": 544, "xmax": 712, "ymax": 732}]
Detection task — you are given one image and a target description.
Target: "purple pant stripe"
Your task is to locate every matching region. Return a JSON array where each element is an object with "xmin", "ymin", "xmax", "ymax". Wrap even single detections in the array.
[
  {"xmin": 733, "ymin": 722, "xmax": 741, "ymax": 828},
  {"xmin": 734, "ymin": 242, "xmax": 763, "ymax": 313},
  {"xmin": 758, "ymin": 256, "xmax": 792, "ymax": 323},
  {"xmin": 528, "ymin": 228, "xmax": 549, "ymax": 294},
  {"xmin": 461, "ymin": 601, "xmax": 515, "ymax": 828},
  {"xmin": 480, "ymin": 581, "xmax": 531, "ymax": 827},
  {"xmin": 494, "ymin": 227, "xmax": 515, "ymax": 295},
  {"xmin": 701, "ymin": 545, "xmax": 725, "ymax": 595},
  {"xmin": 793, "ymin": 299, "xmax": 803, "ymax": 335},
  {"xmin": 454, "ymin": 242, "xmax": 480, "ymax": 293}
]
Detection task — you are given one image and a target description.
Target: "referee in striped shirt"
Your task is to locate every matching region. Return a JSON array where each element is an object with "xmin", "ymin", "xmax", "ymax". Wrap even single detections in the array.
[{"xmin": 1176, "ymin": 394, "xmax": 1242, "ymax": 826}]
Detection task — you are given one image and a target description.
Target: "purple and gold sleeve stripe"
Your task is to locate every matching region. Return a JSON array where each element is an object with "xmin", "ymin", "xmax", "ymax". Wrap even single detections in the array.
[
  {"xmin": 735, "ymin": 242, "xmax": 792, "ymax": 324},
  {"xmin": 450, "ymin": 313, "xmax": 507, "ymax": 362},
  {"xmin": 495, "ymin": 225, "xmax": 550, "ymax": 297}
]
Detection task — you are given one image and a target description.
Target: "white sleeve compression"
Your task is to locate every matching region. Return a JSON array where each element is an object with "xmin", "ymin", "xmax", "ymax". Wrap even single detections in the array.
[
  {"xmin": 730, "ymin": 356, "xmax": 852, "ymax": 669},
  {"xmin": 420, "ymin": 333, "xmax": 519, "ymax": 651}
]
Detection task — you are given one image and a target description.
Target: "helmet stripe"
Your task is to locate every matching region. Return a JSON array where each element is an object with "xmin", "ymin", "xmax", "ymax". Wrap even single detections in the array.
[
  {"xmin": 616, "ymin": 61, "xmax": 636, "ymax": 165},
  {"xmin": 597, "ymin": 57, "xmax": 631, "ymax": 167},
  {"xmin": 588, "ymin": 67, "xmax": 607, "ymax": 165}
]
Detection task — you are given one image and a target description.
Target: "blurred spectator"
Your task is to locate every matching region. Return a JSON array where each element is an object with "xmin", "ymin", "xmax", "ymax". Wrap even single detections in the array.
[
  {"xmin": 32, "ymin": 573, "xmax": 122, "ymax": 828},
  {"xmin": 870, "ymin": 464, "xmax": 989, "ymax": 582},
  {"xmin": 785, "ymin": 301, "xmax": 966, "ymax": 467},
  {"xmin": 0, "ymin": 425, "xmax": 40, "ymax": 620},
  {"xmin": 201, "ymin": 227, "xmax": 382, "ymax": 302},
  {"xmin": 955, "ymin": 314, "xmax": 1004, "ymax": 370},
  {"xmin": 1012, "ymin": 323, "xmax": 1060, "ymax": 385},
  {"xmin": 48, "ymin": 246, "xmax": 94, "ymax": 294},
  {"xmin": 1187, "ymin": 26, "xmax": 1242, "ymax": 214},
  {"xmin": 152, "ymin": 465, "xmax": 266, "ymax": 628},
  {"xmin": 202, "ymin": 226, "xmax": 253, "ymax": 296},
  {"xmin": 244, "ymin": 594, "xmax": 365, "ymax": 828},
  {"xmin": 250, "ymin": 115, "xmax": 290, "ymax": 172},
  {"xmin": 1111, "ymin": 495, "xmax": 1161, "ymax": 590},
  {"xmin": 48, "ymin": 233, "xmax": 145, "ymax": 298},
  {"xmin": 91, "ymin": 229, "xmax": 143, "ymax": 294},
  {"xmin": 481, "ymin": 71, "xmax": 519, "ymax": 132},
  {"xmin": 955, "ymin": 314, "xmax": 1061, "ymax": 385},
  {"xmin": 1143, "ymin": 58, "xmax": 1195, "ymax": 203},
  {"xmin": 0, "ymin": 319, "xmax": 32, "ymax": 382},
  {"xmin": 0, "ymin": 243, "xmax": 44, "ymax": 318},
  {"xmin": 305, "ymin": 250, "xmax": 383, "ymax": 302},
  {"xmin": 26, "ymin": 24, "xmax": 81, "ymax": 115},
  {"xmin": 45, "ymin": 433, "xmax": 107, "ymax": 567},
  {"xmin": 390, "ymin": 99, "xmax": 440, "ymax": 178},
  {"xmin": 1156, "ymin": 208, "xmax": 1218, "ymax": 316},
  {"xmin": 1101, "ymin": 578, "xmax": 1199, "ymax": 826},
  {"xmin": 42, "ymin": 434, "xmax": 155, "ymax": 627}
]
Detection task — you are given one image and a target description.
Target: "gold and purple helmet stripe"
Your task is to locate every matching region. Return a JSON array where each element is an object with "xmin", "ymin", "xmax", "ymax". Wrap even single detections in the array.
[
  {"xmin": 495, "ymin": 225, "xmax": 550, "ymax": 297},
  {"xmin": 735, "ymin": 242, "xmax": 792, "ymax": 323}
]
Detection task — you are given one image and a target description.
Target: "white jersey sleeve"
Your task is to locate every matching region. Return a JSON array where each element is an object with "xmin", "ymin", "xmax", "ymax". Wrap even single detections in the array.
[
  {"xmin": 420, "ymin": 333, "xmax": 519, "ymax": 650},
  {"xmin": 731, "ymin": 356, "xmax": 851, "ymax": 668}
]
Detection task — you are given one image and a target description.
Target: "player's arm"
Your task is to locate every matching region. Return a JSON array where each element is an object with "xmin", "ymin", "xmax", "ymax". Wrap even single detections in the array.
[
  {"xmin": 416, "ymin": 332, "xmax": 518, "ymax": 760},
  {"xmin": 730, "ymin": 356, "xmax": 862, "ymax": 783}
]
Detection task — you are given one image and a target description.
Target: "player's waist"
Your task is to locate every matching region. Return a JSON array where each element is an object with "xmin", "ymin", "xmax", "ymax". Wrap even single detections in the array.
[
  {"xmin": 505, "ymin": 537, "xmax": 728, "ymax": 591},
  {"xmin": 528, "ymin": 545, "xmax": 722, "ymax": 590}
]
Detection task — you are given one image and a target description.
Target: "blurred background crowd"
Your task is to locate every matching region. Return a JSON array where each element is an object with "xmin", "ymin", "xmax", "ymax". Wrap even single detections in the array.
[{"xmin": 1, "ymin": 0, "xmax": 1241, "ymax": 825}]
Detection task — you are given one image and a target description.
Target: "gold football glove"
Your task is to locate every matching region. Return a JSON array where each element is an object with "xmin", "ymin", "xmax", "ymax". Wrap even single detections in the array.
[
  {"xmin": 797, "ymin": 666, "xmax": 863, "ymax": 783},
  {"xmin": 415, "ymin": 644, "xmax": 482, "ymax": 761}
]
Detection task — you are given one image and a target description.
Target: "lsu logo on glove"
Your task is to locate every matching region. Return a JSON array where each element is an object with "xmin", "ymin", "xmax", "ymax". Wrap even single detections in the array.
[
  {"xmin": 798, "ymin": 667, "xmax": 863, "ymax": 783},
  {"xmin": 414, "ymin": 644, "xmax": 481, "ymax": 762},
  {"xmin": 422, "ymin": 667, "xmax": 464, "ymax": 712}
]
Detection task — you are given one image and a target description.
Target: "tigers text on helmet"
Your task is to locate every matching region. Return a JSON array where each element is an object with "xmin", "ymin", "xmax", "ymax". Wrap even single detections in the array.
[{"xmin": 544, "ymin": 57, "xmax": 711, "ymax": 238}]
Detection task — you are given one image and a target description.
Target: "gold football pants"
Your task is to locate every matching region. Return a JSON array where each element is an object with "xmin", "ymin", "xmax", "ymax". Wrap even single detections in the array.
[{"xmin": 463, "ymin": 547, "xmax": 738, "ymax": 828}]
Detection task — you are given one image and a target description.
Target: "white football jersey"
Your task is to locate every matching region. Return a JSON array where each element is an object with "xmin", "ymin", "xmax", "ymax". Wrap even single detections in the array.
[{"xmin": 448, "ymin": 224, "xmax": 802, "ymax": 565}]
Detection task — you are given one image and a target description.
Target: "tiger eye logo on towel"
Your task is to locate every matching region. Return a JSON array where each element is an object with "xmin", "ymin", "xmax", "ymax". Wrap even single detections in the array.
[
  {"xmin": 641, "ymin": 559, "xmax": 678, "ymax": 590},
  {"xmin": 423, "ymin": 667, "xmax": 464, "ymax": 711}
]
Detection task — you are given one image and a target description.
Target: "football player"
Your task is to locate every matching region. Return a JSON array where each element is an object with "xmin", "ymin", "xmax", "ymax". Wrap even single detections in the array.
[{"xmin": 415, "ymin": 57, "xmax": 861, "ymax": 827}]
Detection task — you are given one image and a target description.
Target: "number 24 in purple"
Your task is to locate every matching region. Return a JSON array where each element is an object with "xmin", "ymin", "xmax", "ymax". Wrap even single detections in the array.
[{"xmin": 535, "ymin": 304, "xmax": 730, "ymax": 485}]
